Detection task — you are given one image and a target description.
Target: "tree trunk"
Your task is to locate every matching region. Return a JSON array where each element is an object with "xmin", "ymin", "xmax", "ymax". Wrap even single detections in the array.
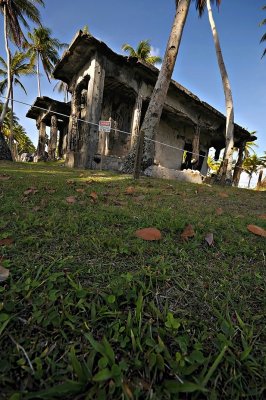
[
  {"xmin": 37, "ymin": 52, "xmax": 41, "ymax": 97},
  {"xmin": 256, "ymin": 169, "xmax": 263, "ymax": 189},
  {"xmin": 0, "ymin": 3, "xmax": 12, "ymax": 161},
  {"xmin": 232, "ymin": 141, "xmax": 245, "ymax": 187},
  {"xmin": 248, "ymin": 174, "xmax": 252, "ymax": 189},
  {"xmin": 207, "ymin": 0, "xmax": 234, "ymax": 184},
  {"xmin": 138, "ymin": 0, "xmax": 191, "ymax": 171},
  {"xmin": 9, "ymin": 86, "xmax": 15, "ymax": 160}
]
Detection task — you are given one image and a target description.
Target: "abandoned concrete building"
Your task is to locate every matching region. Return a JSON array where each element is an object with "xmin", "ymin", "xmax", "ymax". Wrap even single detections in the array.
[{"xmin": 27, "ymin": 31, "xmax": 254, "ymax": 179}]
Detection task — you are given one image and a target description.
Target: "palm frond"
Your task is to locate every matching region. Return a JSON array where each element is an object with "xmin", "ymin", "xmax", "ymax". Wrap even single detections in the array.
[
  {"xmin": 14, "ymin": 78, "xmax": 27, "ymax": 94},
  {"xmin": 195, "ymin": 0, "xmax": 222, "ymax": 17},
  {"xmin": 121, "ymin": 44, "xmax": 137, "ymax": 58}
]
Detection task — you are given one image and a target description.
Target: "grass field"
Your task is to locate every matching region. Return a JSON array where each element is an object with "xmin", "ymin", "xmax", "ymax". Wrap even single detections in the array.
[{"xmin": 0, "ymin": 161, "xmax": 265, "ymax": 399}]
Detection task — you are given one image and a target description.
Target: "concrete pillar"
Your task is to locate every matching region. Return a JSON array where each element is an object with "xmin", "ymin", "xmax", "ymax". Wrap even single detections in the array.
[
  {"xmin": 36, "ymin": 119, "xmax": 46, "ymax": 161},
  {"xmin": 80, "ymin": 54, "xmax": 105, "ymax": 169},
  {"xmin": 48, "ymin": 115, "xmax": 58, "ymax": 161}
]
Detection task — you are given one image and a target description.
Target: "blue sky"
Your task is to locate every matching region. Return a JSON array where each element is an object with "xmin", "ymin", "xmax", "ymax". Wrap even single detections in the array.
[{"xmin": 1, "ymin": 0, "xmax": 266, "ymax": 158}]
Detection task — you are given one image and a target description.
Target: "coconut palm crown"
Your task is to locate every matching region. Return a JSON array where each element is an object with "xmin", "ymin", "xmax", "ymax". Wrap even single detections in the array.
[
  {"xmin": 122, "ymin": 40, "xmax": 162, "ymax": 65},
  {"xmin": 0, "ymin": 0, "xmax": 44, "ymax": 47},
  {"xmin": 24, "ymin": 26, "xmax": 67, "ymax": 96},
  {"xmin": 0, "ymin": 51, "xmax": 35, "ymax": 95}
]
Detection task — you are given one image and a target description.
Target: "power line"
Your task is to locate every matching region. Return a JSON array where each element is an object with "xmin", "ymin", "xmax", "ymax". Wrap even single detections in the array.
[{"xmin": 1, "ymin": 94, "xmax": 208, "ymax": 160}]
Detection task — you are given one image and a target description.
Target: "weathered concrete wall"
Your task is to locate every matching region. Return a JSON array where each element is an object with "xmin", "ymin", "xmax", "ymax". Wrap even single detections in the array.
[{"xmin": 154, "ymin": 119, "xmax": 186, "ymax": 169}]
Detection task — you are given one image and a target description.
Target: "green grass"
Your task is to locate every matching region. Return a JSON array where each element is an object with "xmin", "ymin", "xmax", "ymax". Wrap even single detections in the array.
[{"xmin": 0, "ymin": 161, "xmax": 265, "ymax": 400}]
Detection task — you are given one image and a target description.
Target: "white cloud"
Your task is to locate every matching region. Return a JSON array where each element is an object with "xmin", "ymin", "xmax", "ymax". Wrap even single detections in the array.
[{"xmin": 150, "ymin": 46, "xmax": 161, "ymax": 57}]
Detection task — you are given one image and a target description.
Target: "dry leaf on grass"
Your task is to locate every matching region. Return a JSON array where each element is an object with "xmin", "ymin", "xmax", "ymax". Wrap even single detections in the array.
[
  {"xmin": 66, "ymin": 196, "xmax": 77, "ymax": 204},
  {"xmin": 76, "ymin": 188, "xmax": 85, "ymax": 193},
  {"xmin": 46, "ymin": 188, "xmax": 56, "ymax": 194},
  {"xmin": 90, "ymin": 192, "xmax": 98, "ymax": 202},
  {"xmin": 32, "ymin": 206, "xmax": 42, "ymax": 212},
  {"xmin": 125, "ymin": 186, "xmax": 135, "ymax": 195},
  {"xmin": 134, "ymin": 195, "xmax": 146, "ymax": 202},
  {"xmin": 216, "ymin": 207, "xmax": 223, "ymax": 216},
  {"xmin": 0, "ymin": 237, "xmax": 14, "ymax": 246},
  {"xmin": 24, "ymin": 187, "xmax": 38, "ymax": 196},
  {"xmin": 219, "ymin": 192, "xmax": 229, "ymax": 198},
  {"xmin": 258, "ymin": 214, "xmax": 266, "ymax": 220},
  {"xmin": 0, "ymin": 264, "xmax": 9, "ymax": 282},
  {"xmin": 66, "ymin": 180, "xmax": 75, "ymax": 185},
  {"xmin": 247, "ymin": 225, "xmax": 266, "ymax": 237},
  {"xmin": 135, "ymin": 228, "xmax": 162, "ymax": 241},
  {"xmin": 181, "ymin": 224, "xmax": 195, "ymax": 241},
  {"xmin": 205, "ymin": 232, "xmax": 214, "ymax": 246},
  {"xmin": 85, "ymin": 179, "xmax": 95, "ymax": 185},
  {"xmin": 113, "ymin": 200, "xmax": 127, "ymax": 207},
  {"xmin": 0, "ymin": 174, "xmax": 10, "ymax": 180}
]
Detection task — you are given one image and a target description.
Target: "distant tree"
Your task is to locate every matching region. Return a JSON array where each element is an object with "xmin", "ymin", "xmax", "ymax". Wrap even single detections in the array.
[
  {"xmin": 0, "ymin": 0, "xmax": 44, "ymax": 160},
  {"xmin": 260, "ymin": 5, "xmax": 266, "ymax": 57},
  {"xmin": 53, "ymin": 80, "xmax": 69, "ymax": 103},
  {"xmin": 242, "ymin": 154, "xmax": 264, "ymax": 188},
  {"xmin": 24, "ymin": 26, "xmax": 67, "ymax": 97},
  {"xmin": 122, "ymin": 40, "xmax": 162, "ymax": 65},
  {"xmin": 0, "ymin": 51, "xmax": 35, "ymax": 151},
  {"xmin": 0, "ymin": 102, "xmax": 35, "ymax": 154},
  {"xmin": 232, "ymin": 135, "xmax": 258, "ymax": 186}
]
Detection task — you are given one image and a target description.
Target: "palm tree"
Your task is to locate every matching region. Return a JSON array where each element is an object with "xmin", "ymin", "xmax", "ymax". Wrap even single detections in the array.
[
  {"xmin": 130, "ymin": 0, "xmax": 192, "ymax": 177},
  {"xmin": 195, "ymin": 0, "xmax": 235, "ymax": 184},
  {"xmin": 0, "ymin": 51, "xmax": 35, "ymax": 153},
  {"xmin": 132, "ymin": 0, "xmax": 224, "ymax": 179},
  {"xmin": 260, "ymin": 6, "xmax": 266, "ymax": 57},
  {"xmin": 53, "ymin": 80, "xmax": 69, "ymax": 103},
  {"xmin": 242, "ymin": 154, "xmax": 264, "ymax": 188},
  {"xmin": 0, "ymin": 102, "xmax": 35, "ymax": 154},
  {"xmin": 24, "ymin": 26, "xmax": 67, "ymax": 97},
  {"xmin": 122, "ymin": 40, "xmax": 162, "ymax": 65},
  {"xmin": 0, "ymin": 0, "xmax": 44, "ymax": 160},
  {"xmin": 232, "ymin": 136, "xmax": 258, "ymax": 186}
]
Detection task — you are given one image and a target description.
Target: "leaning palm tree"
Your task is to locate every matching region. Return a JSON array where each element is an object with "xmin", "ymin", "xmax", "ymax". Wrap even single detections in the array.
[
  {"xmin": 198, "ymin": 0, "xmax": 234, "ymax": 184},
  {"xmin": 126, "ymin": 0, "xmax": 192, "ymax": 177},
  {"xmin": 132, "ymin": 0, "xmax": 222, "ymax": 179},
  {"xmin": 0, "ymin": 51, "xmax": 35, "ymax": 153},
  {"xmin": 122, "ymin": 40, "xmax": 162, "ymax": 65},
  {"xmin": 260, "ymin": 5, "xmax": 266, "ymax": 57},
  {"xmin": 24, "ymin": 26, "xmax": 67, "ymax": 97},
  {"xmin": 0, "ymin": 0, "xmax": 44, "ymax": 160}
]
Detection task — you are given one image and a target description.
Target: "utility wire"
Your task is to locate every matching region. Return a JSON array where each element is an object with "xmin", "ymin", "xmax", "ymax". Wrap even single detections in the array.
[{"xmin": 1, "ymin": 94, "xmax": 213, "ymax": 160}]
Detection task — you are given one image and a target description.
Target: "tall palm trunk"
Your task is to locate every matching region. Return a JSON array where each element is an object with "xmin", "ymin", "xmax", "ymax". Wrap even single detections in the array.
[
  {"xmin": 248, "ymin": 174, "xmax": 252, "ymax": 189},
  {"xmin": 0, "ymin": 3, "xmax": 13, "ymax": 161},
  {"xmin": 207, "ymin": 0, "xmax": 234, "ymax": 183},
  {"xmin": 140, "ymin": 0, "xmax": 191, "ymax": 169},
  {"xmin": 37, "ymin": 51, "xmax": 41, "ymax": 97},
  {"xmin": 9, "ymin": 85, "xmax": 15, "ymax": 160}
]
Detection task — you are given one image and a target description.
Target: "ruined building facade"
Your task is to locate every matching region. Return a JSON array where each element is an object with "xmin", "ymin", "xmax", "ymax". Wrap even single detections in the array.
[{"xmin": 27, "ymin": 31, "xmax": 254, "ymax": 177}]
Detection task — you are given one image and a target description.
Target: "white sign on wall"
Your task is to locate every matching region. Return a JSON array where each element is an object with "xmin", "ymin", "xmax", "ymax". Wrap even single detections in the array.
[{"xmin": 99, "ymin": 120, "xmax": 111, "ymax": 133}]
